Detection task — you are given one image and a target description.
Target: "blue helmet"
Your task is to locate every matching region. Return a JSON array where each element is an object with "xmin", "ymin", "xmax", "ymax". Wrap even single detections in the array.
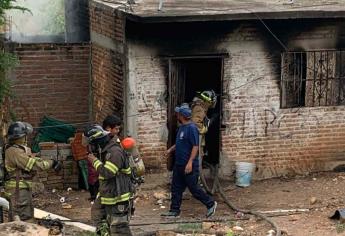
[{"xmin": 7, "ymin": 122, "xmax": 33, "ymax": 141}]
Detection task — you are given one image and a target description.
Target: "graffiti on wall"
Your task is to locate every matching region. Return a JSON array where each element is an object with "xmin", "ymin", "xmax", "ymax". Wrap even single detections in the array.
[{"xmin": 223, "ymin": 106, "xmax": 325, "ymax": 140}]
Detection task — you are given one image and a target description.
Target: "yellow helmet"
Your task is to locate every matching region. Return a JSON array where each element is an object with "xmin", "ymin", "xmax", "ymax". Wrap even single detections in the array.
[{"xmin": 198, "ymin": 90, "xmax": 217, "ymax": 103}]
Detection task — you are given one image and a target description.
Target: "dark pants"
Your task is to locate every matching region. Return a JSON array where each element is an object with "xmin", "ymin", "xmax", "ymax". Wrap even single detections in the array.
[
  {"xmin": 170, "ymin": 165, "xmax": 214, "ymax": 214},
  {"xmin": 89, "ymin": 181, "xmax": 99, "ymax": 201},
  {"xmin": 5, "ymin": 188, "xmax": 33, "ymax": 222},
  {"xmin": 91, "ymin": 197, "xmax": 132, "ymax": 236}
]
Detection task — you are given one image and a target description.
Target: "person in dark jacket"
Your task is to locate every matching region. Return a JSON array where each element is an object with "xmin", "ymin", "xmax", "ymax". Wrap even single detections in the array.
[{"xmin": 85, "ymin": 125, "xmax": 133, "ymax": 236}]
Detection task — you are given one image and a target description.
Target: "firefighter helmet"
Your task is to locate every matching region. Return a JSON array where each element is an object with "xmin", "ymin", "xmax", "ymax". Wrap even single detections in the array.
[
  {"xmin": 84, "ymin": 125, "xmax": 110, "ymax": 144},
  {"xmin": 198, "ymin": 90, "xmax": 217, "ymax": 103},
  {"xmin": 7, "ymin": 122, "xmax": 33, "ymax": 141}
]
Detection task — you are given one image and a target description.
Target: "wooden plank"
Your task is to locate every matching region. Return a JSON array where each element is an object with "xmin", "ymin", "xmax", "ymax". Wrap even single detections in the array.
[{"xmin": 34, "ymin": 208, "xmax": 96, "ymax": 232}]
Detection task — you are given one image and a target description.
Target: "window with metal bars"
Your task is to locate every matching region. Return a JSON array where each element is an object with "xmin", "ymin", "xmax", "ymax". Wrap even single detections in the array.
[{"xmin": 281, "ymin": 50, "xmax": 345, "ymax": 108}]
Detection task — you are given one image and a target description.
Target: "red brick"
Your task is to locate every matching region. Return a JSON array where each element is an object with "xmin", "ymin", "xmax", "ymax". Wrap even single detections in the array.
[{"xmin": 10, "ymin": 43, "xmax": 90, "ymax": 128}]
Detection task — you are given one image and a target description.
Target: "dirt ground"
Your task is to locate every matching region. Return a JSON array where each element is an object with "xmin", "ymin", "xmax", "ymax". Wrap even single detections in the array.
[
  {"xmin": 33, "ymin": 189, "xmax": 92, "ymax": 225},
  {"xmin": 33, "ymin": 171, "xmax": 345, "ymax": 236}
]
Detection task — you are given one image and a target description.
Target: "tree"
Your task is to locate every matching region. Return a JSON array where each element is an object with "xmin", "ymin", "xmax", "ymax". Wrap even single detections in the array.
[
  {"xmin": 0, "ymin": 0, "xmax": 28, "ymax": 104},
  {"xmin": 0, "ymin": 0, "xmax": 28, "ymax": 142},
  {"xmin": 0, "ymin": 0, "xmax": 27, "ymax": 25}
]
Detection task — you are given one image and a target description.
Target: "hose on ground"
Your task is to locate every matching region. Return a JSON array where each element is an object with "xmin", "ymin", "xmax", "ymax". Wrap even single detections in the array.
[{"xmin": 199, "ymin": 161, "xmax": 282, "ymax": 236}]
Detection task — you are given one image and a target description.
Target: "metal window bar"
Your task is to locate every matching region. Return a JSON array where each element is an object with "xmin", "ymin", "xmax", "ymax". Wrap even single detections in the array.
[{"xmin": 281, "ymin": 50, "xmax": 345, "ymax": 108}]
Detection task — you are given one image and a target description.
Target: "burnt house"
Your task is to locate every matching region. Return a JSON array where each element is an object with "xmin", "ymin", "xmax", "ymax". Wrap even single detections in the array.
[{"xmin": 90, "ymin": 0, "xmax": 345, "ymax": 179}]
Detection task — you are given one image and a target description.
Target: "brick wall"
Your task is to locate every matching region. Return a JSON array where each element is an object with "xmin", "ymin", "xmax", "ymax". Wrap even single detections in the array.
[
  {"xmin": 91, "ymin": 44, "xmax": 124, "ymax": 122},
  {"xmin": 89, "ymin": 1, "xmax": 125, "ymax": 43},
  {"xmin": 38, "ymin": 143, "xmax": 79, "ymax": 189},
  {"xmin": 128, "ymin": 56, "xmax": 168, "ymax": 168},
  {"xmin": 220, "ymin": 20, "xmax": 345, "ymax": 179},
  {"xmin": 89, "ymin": 1, "xmax": 125, "ymax": 122},
  {"xmin": 126, "ymin": 19, "xmax": 345, "ymax": 178},
  {"xmin": 10, "ymin": 43, "xmax": 90, "ymax": 128}
]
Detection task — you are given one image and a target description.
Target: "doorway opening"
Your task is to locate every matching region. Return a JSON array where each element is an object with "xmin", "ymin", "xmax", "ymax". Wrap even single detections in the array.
[{"xmin": 167, "ymin": 57, "xmax": 223, "ymax": 165}]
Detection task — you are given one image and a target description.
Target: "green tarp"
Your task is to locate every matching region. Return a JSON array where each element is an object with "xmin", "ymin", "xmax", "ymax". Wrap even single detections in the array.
[
  {"xmin": 32, "ymin": 116, "xmax": 76, "ymax": 153},
  {"xmin": 31, "ymin": 116, "xmax": 90, "ymax": 190}
]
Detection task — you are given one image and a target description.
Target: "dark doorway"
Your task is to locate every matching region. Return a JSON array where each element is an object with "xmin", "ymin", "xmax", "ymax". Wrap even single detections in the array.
[{"xmin": 167, "ymin": 57, "xmax": 223, "ymax": 165}]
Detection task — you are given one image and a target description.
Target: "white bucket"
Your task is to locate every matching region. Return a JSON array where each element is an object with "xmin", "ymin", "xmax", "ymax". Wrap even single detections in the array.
[{"xmin": 235, "ymin": 162, "xmax": 255, "ymax": 187}]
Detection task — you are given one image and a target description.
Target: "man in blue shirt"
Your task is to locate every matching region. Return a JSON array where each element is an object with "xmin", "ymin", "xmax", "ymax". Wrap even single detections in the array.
[{"xmin": 161, "ymin": 104, "xmax": 217, "ymax": 218}]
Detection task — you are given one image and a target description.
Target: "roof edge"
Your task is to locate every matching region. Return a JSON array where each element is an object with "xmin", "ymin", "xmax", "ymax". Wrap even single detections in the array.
[{"xmin": 125, "ymin": 10, "xmax": 345, "ymax": 23}]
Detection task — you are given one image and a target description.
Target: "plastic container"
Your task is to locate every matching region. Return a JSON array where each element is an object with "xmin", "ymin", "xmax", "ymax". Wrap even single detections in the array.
[{"xmin": 235, "ymin": 162, "xmax": 255, "ymax": 187}]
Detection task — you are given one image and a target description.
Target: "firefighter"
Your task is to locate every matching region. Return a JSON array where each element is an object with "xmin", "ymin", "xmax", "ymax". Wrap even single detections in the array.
[
  {"xmin": 85, "ymin": 125, "xmax": 133, "ymax": 236},
  {"xmin": 3, "ymin": 121, "xmax": 62, "ymax": 222},
  {"xmin": 191, "ymin": 90, "xmax": 217, "ymax": 161},
  {"xmin": 86, "ymin": 115, "xmax": 123, "ymax": 203}
]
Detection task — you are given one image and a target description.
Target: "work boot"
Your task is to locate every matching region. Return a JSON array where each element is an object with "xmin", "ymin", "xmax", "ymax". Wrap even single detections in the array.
[
  {"xmin": 206, "ymin": 201, "xmax": 217, "ymax": 218},
  {"xmin": 161, "ymin": 211, "xmax": 180, "ymax": 218}
]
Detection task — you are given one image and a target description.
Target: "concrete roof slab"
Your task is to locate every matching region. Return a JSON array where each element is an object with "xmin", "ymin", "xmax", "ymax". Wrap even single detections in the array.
[{"xmin": 92, "ymin": 0, "xmax": 345, "ymax": 22}]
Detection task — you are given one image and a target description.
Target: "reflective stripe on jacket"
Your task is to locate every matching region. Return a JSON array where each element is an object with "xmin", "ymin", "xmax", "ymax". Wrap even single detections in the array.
[
  {"xmin": 5, "ymin": 180, "xmax": 32, "ymax": 189},
  {"xmin": 4, "ymin": 145, "xmax": 53, "ymax": 190},
  {"xmin": 93, "ymin": 138, "xmax": 133, "ymax": 205},
  {"xmin": 97, "ymin": 192, "xmax": 131, "ymax": 205}
]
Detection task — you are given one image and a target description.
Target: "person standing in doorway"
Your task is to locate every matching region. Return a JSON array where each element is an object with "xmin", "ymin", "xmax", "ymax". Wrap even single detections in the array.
[
  {"xmin": 191, "ymin": 90, "xmax": 217, "ymax": 162},
  {"xmin": 162, "ymin": 104, "xmax": 217, "ymax": 218}
]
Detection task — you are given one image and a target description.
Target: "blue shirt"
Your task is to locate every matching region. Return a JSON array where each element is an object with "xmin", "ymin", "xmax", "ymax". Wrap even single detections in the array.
[{"xmin": 175, "ymin": 122, "xmax": 199, "ymax": 167}]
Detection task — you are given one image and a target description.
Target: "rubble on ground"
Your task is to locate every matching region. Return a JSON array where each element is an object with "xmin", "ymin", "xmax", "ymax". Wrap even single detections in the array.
[
  {"xmin": 153, "ymin": 190, "xmax": 170, "ymax": 200},
  {"xmin": 0, "ymin": 220, "xmax": 50, "ymax": 236}
]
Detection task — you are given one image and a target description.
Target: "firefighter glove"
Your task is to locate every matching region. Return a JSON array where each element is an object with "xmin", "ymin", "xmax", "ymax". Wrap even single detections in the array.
[{"xmin": 52, "ymin": 160, "xmax": 63, "ymax": 172}]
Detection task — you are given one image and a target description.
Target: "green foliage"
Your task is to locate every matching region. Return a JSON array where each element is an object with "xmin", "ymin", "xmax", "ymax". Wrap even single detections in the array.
[
  {"xmin": 0, "ymin": 0, "xmax": 29, "ymax": 25},
  {"xmin": 0, "ymin": 51, "xmax": 17, "ymax": 71},
  {"xmin": 177, "ymin": 223, "xmax": 202, "ymax": 231},
  {"xmin": 41, "ymin": 0, "xmax": 65, "ymax": 35},
  {"xmin": 336, "ymin": 223, "xmax": 345, "ymax": 233},
  {"xmin": 0, "ymin": 0, "xmax": 28, "ymax": 108},
  {"xmin": 0, "ymin": 51, "xmax": 17, "ymax": 105},
  {"xmin": 226, "ymin": 230, "xmax": 234, "ymax": 236}
]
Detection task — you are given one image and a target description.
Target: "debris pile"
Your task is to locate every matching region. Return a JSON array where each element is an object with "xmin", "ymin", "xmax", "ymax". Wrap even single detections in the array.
[{"xmin": 0, "ymin": 220, "xmax": 50, "ymax": 236}]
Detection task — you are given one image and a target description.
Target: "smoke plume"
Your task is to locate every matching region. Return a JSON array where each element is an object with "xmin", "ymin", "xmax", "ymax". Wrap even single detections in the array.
[{"xmin": 7, "ymin": 0, "xmax": 65, "ymax": 43}]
